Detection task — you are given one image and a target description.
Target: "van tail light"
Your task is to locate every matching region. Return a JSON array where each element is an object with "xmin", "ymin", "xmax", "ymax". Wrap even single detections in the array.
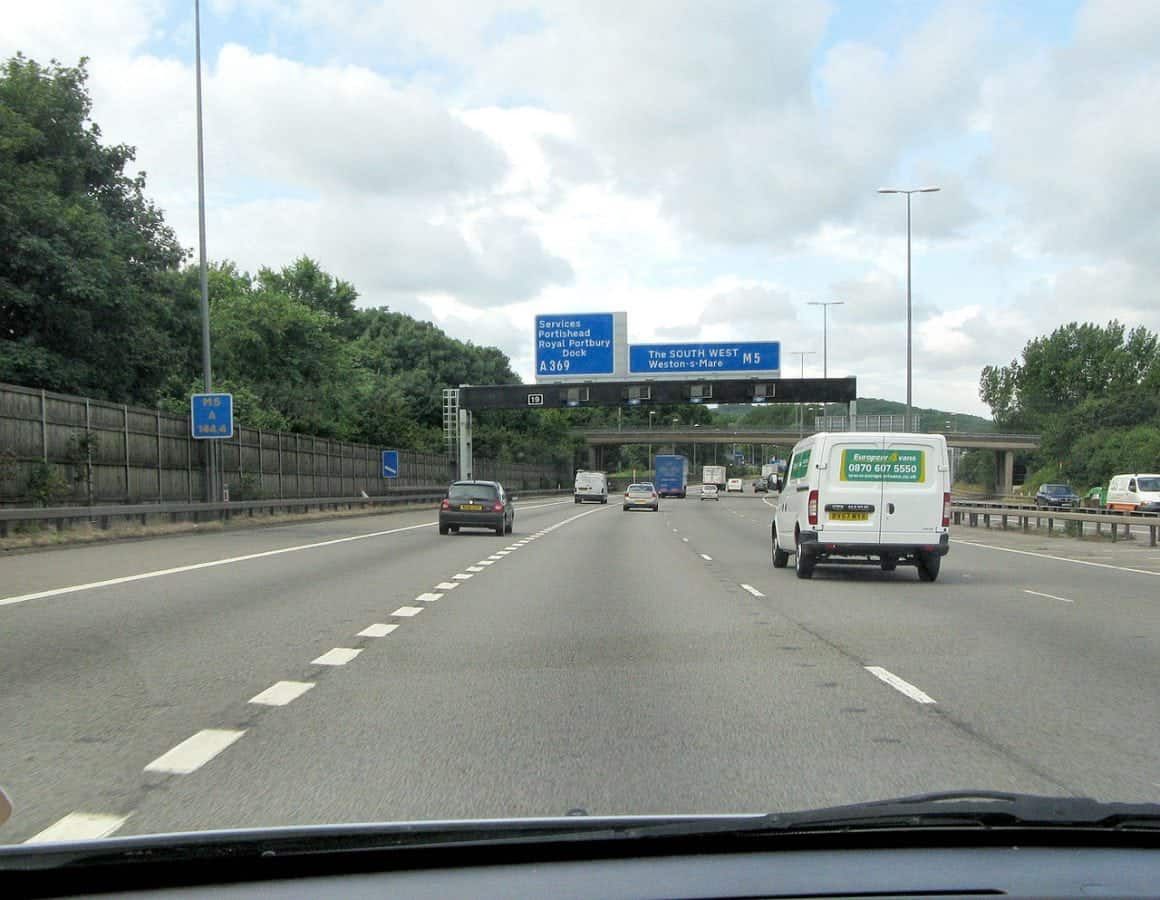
[
  {"xmin": 808, "ymin": 490, "xmax": 819, "ymax": 525},
  {"xmin": 492, "ymin": 501, "xmax": 504, "ymax": 512},
  {"xmin": 942, "ymin": 492, "xmax": 951, "ymax": 527},
  {"xmin": 440, "ymin": 499, "xmax": 451, "ymax": 510}
]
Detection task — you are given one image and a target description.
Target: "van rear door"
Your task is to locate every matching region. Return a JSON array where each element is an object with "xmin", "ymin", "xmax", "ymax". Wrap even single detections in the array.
[
  {"xmin": 880, "ymin": 436, "xmax": 945, "ymax": 545},
  {"xmin": 820, "ymin": 435, "xmax": 885, "ymax": 545}
]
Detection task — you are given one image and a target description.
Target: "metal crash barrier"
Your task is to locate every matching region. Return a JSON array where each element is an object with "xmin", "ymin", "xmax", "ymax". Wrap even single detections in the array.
[{"xmin": 951, "ymin": 500, "xmax": 1159, "ymax": 547}]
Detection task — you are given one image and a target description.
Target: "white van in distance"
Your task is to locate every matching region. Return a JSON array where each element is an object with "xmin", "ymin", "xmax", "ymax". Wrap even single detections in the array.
[
  {"xmin": 1106, "ymin": 473, "xmax": 1160, "ymax": 512},
  {"xmin": 573, "ymin": 470, "xmax": 608, "ymax": 504},
  {"xmin": 772, "ymin": 432, "xmax": 951, "ymax": 581}
]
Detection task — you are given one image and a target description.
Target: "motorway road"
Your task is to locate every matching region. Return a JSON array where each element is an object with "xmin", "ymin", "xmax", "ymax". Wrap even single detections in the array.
[{"xmin": 1, "ymin": 491, "xmax": 1158, "ymax": 843}]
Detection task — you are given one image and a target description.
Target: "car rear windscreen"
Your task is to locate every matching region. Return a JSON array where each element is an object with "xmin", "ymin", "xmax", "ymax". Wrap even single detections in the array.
[{"xmin": 449, "ymin": 484, "xmax": 498, "ymax": 501}]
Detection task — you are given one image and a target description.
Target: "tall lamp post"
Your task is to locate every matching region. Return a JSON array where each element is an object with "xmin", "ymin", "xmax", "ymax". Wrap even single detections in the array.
[
  {"xmin": 807, "ymin": 301, "xmax": 844, "ymax": 379},
  {"xmin": 877, "ymin": 186, "xmax": 939, "ymax": 432},
  {"xmin": 787, "ymin": 350, "xmax": 817, "ymax": 437},
  {"xmin": 194, "ymin": 0, "xmax": 216, "ymax": 501}
]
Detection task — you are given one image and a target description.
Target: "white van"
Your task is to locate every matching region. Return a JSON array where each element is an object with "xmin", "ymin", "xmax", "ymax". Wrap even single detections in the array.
[
  {"xmin": 573, "ymin": 471, "xmax": 608, "ymax": 504},
  {"xmin": 1106, "ymin": 474, "xmax": 1160, "ymax": 512},
  {"xmin": 772, "ymin": 432, "xmax": 951, "ymax": 581}
]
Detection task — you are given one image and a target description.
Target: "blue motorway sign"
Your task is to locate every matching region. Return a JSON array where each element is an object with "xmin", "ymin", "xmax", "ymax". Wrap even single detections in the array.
[
  {"xmin": 190, "ymin": 393, "xmax": 234, "ymax": 439},
  {"xmin": 381, "ymin": 449, "xmax": 399, "ymax": 479},
  {"xmin": 535, "ymin": 313, "xmax": 615, "ymax": 377},
  {"xmin": 629, "ymin": 341, "xmax": 780, "ymax": 375}
]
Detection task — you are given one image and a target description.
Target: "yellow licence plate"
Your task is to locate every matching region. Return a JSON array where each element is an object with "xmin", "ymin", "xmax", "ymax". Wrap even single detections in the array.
[
  {"xmin": 461, "ymin": 504, "xmax": 482, "ymax": 511},
  {"xmin": 829, "ymin": 511, "xmax": 869, "ymax": 521}
]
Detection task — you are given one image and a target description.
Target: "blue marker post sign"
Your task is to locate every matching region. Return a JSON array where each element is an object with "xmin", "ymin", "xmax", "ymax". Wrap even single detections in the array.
[
  {"xmin": 629, "ymin": 341, "xmax": 780, "ymax": 376},
  {"xmin": 191, "ymin": 393, "xmax": 234, "ymax": 439},
  {"xmin": 381, "ymin": 449, "xmax": 399, "ymax": 479},
  {"xmin": 535, "ymin": 314, "xmax": 615, "ymax": 378}
]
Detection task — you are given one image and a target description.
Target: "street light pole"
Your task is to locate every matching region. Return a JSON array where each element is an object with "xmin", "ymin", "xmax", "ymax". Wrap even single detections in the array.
[
  {"xmin": 787, "ymin": 350, "xmax": 817, "ymax": 437},
  {"xmin": 878, "ymin": 186, "xmax": 939, "ymax": 432},
  {"xmin": 807, "ymin": 301, "xmax": 844, "ymax": 379},
  {"xmin": 194, "ymin": 0, "xmax": 216, "ymax": 501}
]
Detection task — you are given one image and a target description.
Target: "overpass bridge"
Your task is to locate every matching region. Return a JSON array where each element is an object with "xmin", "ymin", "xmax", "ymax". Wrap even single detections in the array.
[{"xmin": 572, "ymin": 427, "xmax": 1041, "ymax": 494}]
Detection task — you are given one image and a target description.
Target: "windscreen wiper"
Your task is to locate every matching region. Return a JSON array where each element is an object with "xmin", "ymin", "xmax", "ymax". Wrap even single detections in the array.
[{"xmin": 619, "ymin": 791, "xmax": 1160, "ymax": 838}]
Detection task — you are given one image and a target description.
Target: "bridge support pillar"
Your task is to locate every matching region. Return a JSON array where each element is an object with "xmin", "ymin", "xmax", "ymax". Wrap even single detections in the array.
[
  {"xmin": 587, "ymin": 446, "xmax": 597, "ymax": 471},
  {"xmin": 996, "ymin": 449, "xmax": 1015, "ymax": 496}
]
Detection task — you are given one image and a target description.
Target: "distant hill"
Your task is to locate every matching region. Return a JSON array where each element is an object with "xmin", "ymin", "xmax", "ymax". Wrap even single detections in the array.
[{"xmin": 710, "ymin": 398, "xmax": 993, "ymax": 432}]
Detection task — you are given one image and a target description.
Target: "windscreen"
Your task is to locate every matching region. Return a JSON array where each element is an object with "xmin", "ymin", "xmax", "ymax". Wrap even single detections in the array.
[{"xmin": 3, "ymin": 0, "xmax": 1158, "ymax": 856}]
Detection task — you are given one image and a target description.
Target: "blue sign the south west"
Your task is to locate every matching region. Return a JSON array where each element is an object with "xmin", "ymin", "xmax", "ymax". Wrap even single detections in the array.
[
  {"xmin": 381, "ymin": 449, "xmax": 399, "ymax": 479},
  {"xmin": 535, "ymin": 313, "xmax": 615, "ymax": 377},
  {"xmin": 629, "ymin": 342, "xmax": 780, "ymax": 375},
  {"xmin": 190, "ymin": 393, "xmax": 234, "ymax": 439}
]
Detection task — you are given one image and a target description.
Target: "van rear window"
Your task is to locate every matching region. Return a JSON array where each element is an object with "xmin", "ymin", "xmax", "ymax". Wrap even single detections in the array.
[{"xmin": 1138, "ymin": 477, "xmax": 1160, "ymax": 491}]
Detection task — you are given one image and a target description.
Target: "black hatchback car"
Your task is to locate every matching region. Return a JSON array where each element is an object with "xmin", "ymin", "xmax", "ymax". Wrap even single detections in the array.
[
  {"xmin": 1034, "ymin": 483, "xmax": 1080, "ymax": 507},
  {"xmin": 439, "ymin": 481, "xmax": 515, "ymax": 535}
]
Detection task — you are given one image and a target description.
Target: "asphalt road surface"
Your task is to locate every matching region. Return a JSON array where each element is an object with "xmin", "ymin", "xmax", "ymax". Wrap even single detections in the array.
[{"xmin": 2, "ymin": 490, "xmax": 1158, "ymax": 844}]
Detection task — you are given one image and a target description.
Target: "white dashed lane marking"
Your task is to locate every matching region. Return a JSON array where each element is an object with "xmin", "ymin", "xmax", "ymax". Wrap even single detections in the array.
[
  {"xmin": 358, "ymin": 623, "xmax": 398, "ymax": 637},
  {"xmin": 434, "ymin": 582, "xmax": 459, "ymax": 590},
  {"xmin": 452, "ymin": 573, "xmax": 473, "ymax": 580},
  {"xmin": 415, "ymin": 592, "xmax": 442, "ymax": 603},
  {"xmin": 682, "ymin": 538, "xmax": 689, "ymax": 543},
  {"xmin": 392, "ymin": 606, "xmax": 424, "ymax": 617},
  {"xmin": 740, "ymin": 584, "xmax": 765, "ymax": 597},
  {"xmin": 144, "ymin": 729, "xmax": 245, "ymax": 775},
  {"xmin": 466, "ymin": 565, "xmax": 485, "ymax": 572},
  {"xmin": 25, "ymin": 812, "xmax": 130, "ymax": 844},
  {"xmin": 478, "ymin": 560, "xmax": 496, "ymax": 566},
  {"xmin": 1024, "ymin": 589, "xmax": 1073, "ymax": 603},
  {"xmin": 865, "ymin": 666, "xmax": 937, "ymax": 704},
  {"xmin": 312, "ymin": 647, "xmax": 362, "ymax": 666},
  {"xmin": 249, "ymin": 681, "xmax": 315, "ymax": 706},
  {"xmin": 700, "ymin": 554, "xmax": 713, "ymax": 561}
]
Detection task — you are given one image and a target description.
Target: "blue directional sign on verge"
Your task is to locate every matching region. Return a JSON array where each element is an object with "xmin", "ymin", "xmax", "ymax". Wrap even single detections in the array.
[
  {"xmin": 535, "ymin": 313, "xmax": 615, "ymax": 377},
  {"xmin": 381, "ymin": 449, "xmax": 399, "ymax": 479},
  {"xmin": 629, "ymin": 341, "xmax": 780, "ymax": 375},
  {"xmin": 190, "ymin": 393, "xmax": 234, "ymax": 439}
]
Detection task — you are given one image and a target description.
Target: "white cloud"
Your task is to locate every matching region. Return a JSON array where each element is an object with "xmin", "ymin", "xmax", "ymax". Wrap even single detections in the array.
[{"xmin": 0, "ymin": 0, "xmax": 164, "ymax": 62}]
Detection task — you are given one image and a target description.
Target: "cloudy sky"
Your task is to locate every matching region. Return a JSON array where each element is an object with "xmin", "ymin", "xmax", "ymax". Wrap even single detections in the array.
[{"xmin": 5, "ymin": 0, "xmax": 1159, "ymax": 415}]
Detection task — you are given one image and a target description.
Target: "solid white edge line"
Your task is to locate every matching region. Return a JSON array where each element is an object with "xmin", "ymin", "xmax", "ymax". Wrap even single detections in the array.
[
  {"xmin": 0, "ymin": 496, "xmax": 578, "ymax": 609},
  {"xmin": 0, "ymin": 521, "xmax": 436, "ymax": 608},
  {"xmin": 249, "ymin": 681, "xmax": 315, "ymax": 706},
  {"xmin": 358, "ymin": 623, "xmax": 399, "ymax": 637},
  {"xmin": 956, "ymin": 539, "xmax": 1160, "ymax": 577},
  {"xmin": 144, "ymin": 729, "xmax": 245, "ymax": 774},
  {"xmin": 740, "ymin": 584, "xmax": 765, "ymax": 597},
  {"xmin": 865, "ymin": 666, "xmax": 937, "ymax": 704},
  {"xmin": 312, "ymin": 647, "xmax": 362, "ymax": 666},
  {"xmin": 25, "ymin": 812, "xmax": 130, "ymax": 844},
  {"xmin": 392, "ymin": 606, "xmax": 424, "ymax": 617},
  {"xmin": 1024, "ymin": 589, "xmax": 1074, "ymax": 603}
]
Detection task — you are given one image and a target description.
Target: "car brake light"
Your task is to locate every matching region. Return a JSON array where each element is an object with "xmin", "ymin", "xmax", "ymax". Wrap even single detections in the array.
[
  {"xmin": 942, "ymin": 492, "xmax": 951, "ymax": 527},
  {"xmin": 808, "ymin": 489, "xmax": 818, "ymax": 525},
  {"xmin": 440, "ymin": 499, "xmax": 450, "ymax": 510},
  {"xmin": 493, "ymin": 501, "xmax": 504, "ymax": 512}
]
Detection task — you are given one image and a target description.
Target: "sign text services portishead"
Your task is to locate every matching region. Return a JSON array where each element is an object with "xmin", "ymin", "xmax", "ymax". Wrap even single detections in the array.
[
  {"xmin": 535, "ymin": 314, "xmax": 615, "ymax": 376},
  {"xmin": 629, "ymin": 341, "xmax": 780, "ymax": 374}
]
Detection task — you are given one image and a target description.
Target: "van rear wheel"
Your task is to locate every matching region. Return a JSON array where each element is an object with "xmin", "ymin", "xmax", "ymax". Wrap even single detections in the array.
[
  {"xmin": 794, "ymin": 535, "xmax": 815, "ymax": 579},
  {"xmin": 916, "ymin": 551, "xmax": 941, "ymax": 582},
  {"xmin": 772, "ymin": 524, "xmax": 789, "ymax": 568},
  {"xmin": 880, "ymin": 556, "xmax": 897, "ymax": 572}
]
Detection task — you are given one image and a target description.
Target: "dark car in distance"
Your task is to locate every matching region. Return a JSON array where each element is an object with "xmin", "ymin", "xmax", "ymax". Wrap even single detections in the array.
[
  {"xmin": 439, "ymin": 480, "xmax": 514, "ymax": 535},
  {"xmin": 1034, "ymin": 483, "xmax": 1080, "ymax": 508}
]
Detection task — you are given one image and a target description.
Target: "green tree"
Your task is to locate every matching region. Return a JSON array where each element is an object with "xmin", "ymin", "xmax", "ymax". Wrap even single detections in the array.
[{"xmin": 0, "ymin": 55, "xmax": 188, "ymax": 401}]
